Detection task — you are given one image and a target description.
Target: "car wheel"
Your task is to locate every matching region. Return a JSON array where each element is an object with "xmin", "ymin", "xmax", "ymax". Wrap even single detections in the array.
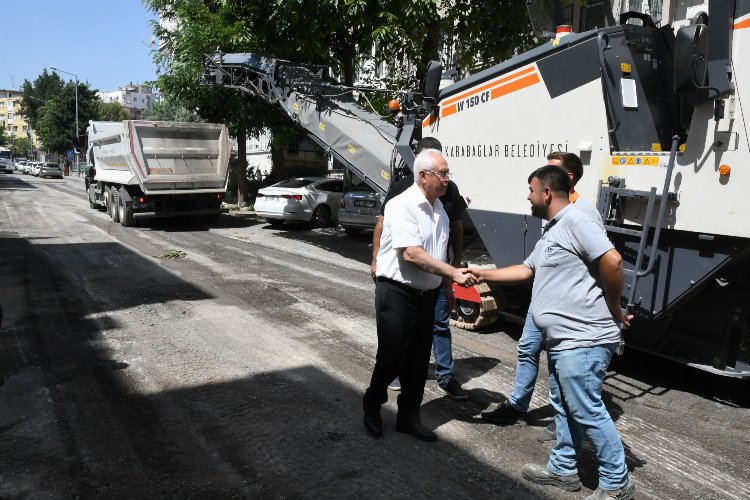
[
  {"xmin": 118, "ymin": 187, "xmax": 135, "ymax": 227},
  {"xmin": 344, "ymin": 227, "xmax": 362, "ymax": 237},
  {"xmin": 311, "ymin": 205, "xmax": 331, "ymax": 228}
]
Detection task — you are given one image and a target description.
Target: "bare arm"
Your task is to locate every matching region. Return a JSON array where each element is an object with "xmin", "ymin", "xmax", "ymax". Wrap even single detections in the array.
[
  {"xmin": 401, "ymin": 246, "xmax": 476, "ymax": 287},
  {"xmin": 598, "ymin": 248, "xmax": 631, "ymax": 327},
  {"xmin": 370, "ymin": 215, "xmax": 384, "ymax": 282},
  {"xmin": 470, "ymin": 264, "xmax": 534, "ymax": 285}
]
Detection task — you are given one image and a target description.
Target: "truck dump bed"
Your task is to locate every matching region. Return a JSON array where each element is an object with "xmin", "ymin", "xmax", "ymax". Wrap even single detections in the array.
[{"xmin": 89, "ymin": 120, "xmax": 230, "ymax": 194}]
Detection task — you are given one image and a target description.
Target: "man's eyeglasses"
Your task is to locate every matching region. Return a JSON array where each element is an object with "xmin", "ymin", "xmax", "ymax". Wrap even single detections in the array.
[{"xmin": 425, "ymin": 170, "xmax": 453, "ymax": 180}]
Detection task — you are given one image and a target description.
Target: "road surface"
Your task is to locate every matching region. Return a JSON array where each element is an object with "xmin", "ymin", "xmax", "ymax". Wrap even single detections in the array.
[{"xmin": 1, "ymin": 172, "xmax": 748, "ymax": 498}]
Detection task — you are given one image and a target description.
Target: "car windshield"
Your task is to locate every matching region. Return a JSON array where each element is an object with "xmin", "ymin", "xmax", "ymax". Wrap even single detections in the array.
[
  {"xmin": 274, "ymin": 179, "xmax": 315, "ymax": 188},
  {"xmin": 45, "ymin": 163, "xmax": 59, "ymax": 168}
]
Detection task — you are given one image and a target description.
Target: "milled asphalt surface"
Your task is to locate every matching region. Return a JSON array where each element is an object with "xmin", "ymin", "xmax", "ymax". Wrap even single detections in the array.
[{"xmin": 0, "ymin": 172, "xmax": 748, "ymax": 499}]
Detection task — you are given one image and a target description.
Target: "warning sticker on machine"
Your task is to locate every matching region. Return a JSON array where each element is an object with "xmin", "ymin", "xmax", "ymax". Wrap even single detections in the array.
[{"xmin": 611, "ymin": 156, "xmax": 660, "ymax": 166}]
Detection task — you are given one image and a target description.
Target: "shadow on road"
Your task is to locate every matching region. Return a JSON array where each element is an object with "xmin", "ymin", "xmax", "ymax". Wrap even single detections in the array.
[{"xmin": 0, "ymin": 234, "xmax": 545, "ymax": 498}]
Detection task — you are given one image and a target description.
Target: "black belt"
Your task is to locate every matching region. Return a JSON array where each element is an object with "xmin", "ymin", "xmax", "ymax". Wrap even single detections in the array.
[{"xmin": 376, "ymin": 276, "xmax": 439, "ymax": 295}]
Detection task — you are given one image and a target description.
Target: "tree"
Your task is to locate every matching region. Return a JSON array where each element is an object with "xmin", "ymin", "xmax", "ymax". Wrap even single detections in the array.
[
  {"xmin": 0, "ymin": 127, "xmax": 7, "ymax": 147},
  {"xmin": 18, "ymin": 70, "xmax": 64, "ymax": 131},
  {"xmin": 34, "ymin": 81, "xmax": 99, "ymax": 153},
  {"xmin": 146, "ymin": 98, "xmax": 202, "ymax": 122},
  {"xmin": 98, "ymin": 101, "xmax": 131, "ymax": 121},
  {"xmin": 8, "ymin": 136, "xmax": 32, "ymax": 158}
]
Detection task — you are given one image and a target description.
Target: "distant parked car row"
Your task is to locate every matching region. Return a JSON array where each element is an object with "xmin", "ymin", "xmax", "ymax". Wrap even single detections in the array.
[
  {"xmin": 18, "ymin": 160, "xmax": 63, "ymax": 178},
  {"xmin": 255, "ymin": 177, "xmax": 383, "ymax": 235}
]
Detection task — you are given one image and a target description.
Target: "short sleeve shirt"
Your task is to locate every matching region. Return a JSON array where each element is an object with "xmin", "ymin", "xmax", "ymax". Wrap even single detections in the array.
[
  {"xmin": 376, "ymin": 184, "xmax": 449, "ymax": 290},
  {"xmin": 523, "ymin": 204, "xmax": 620, "ymax": 350},
  {"xmin": 381, "ymin": 175, "xmax": 466, "ymax": 223}
]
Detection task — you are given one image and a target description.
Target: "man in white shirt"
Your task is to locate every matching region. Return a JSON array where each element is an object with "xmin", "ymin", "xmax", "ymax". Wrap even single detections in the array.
[{"xmin": 362, "ymin": 149, "xmax": 477, "ymax": 442}]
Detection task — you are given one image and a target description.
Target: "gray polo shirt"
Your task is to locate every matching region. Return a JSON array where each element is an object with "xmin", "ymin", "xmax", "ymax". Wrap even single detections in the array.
[
  {"xmin": 572, "ymin": 197, "xmax": 604, "ymax": 227},
  {"xmin": 524, "ymin": 204, "xmax": 620, "ymax": 351}
]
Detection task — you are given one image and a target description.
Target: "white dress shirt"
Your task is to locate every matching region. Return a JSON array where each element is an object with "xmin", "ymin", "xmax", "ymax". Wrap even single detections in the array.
[{"xmin": 376, "ymin": 183, "xmax": 450, "ymax": 290}]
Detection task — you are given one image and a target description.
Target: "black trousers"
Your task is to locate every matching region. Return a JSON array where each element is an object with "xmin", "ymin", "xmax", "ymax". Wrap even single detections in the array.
[{"xmin": 363, "ymin": 278, "xmax": 439, "ymax": 415}]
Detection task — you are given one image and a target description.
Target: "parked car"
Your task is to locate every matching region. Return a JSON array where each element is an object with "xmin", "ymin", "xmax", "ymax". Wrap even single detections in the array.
[
  {"xmin": 22, "ymin": 162, "xmax": 35, "ymax": 174},
  {"xmin": 31, "ymin": 162, "xmax": 43, "ymax": 176},
  {"xmin": 338, "ymin": 181, "xmax": 384, "ymax": 236},
  {"xmin": 39, "ymin": 162, "xmax": 63, "ymax": 179},
  {"xmin": 254, "ymin": 177, "xmax": 344, "ymax": 228},
  {"xmin": 15, "ymin": 159, "xmax": 28, "ymax": 171}
]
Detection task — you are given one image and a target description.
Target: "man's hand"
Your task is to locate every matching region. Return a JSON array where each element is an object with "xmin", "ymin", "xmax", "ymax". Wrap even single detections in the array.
[
  {"xmin": 452, "ymin": 268, "xmax": 478, "ymax": 287},
  {"xmin": 370, "ymin": 260, "xmax": 377, "ymax": 283},
  {"xmin": 617, "ymin": 313, "xmax": 634, "ymax": 329}
]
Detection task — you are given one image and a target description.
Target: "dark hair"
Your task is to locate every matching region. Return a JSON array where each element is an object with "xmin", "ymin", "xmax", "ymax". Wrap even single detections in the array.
[
  {"xmin": 528, "ymin": 165, "xmax": 571, "ymax": 195},
  {"xmin": 547, "ymin": 151, "xmax": 583, "ymax": 186},
  {"xmin": 416, "ymin": 136, "xmax": 442, "ymax": 153}
]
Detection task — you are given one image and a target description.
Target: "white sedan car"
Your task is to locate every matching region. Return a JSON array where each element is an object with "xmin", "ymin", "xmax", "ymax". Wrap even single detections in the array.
[{"xmin": 254, "ymin": 177, "xmax": 344, "ymax": 228}]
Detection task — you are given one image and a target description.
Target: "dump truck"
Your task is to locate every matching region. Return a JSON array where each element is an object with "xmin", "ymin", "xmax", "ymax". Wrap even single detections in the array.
[
  {"xmin": 202, "ymin": 0, "xmax": 750, "ymax": 379},
  {"xmin": 86, "ymin": 120, "xmax": 230, "ymax": 226}
]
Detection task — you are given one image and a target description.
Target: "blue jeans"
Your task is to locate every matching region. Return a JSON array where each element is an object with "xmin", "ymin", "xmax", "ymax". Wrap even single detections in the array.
[
  {"xmin": 432, "ymin": 286, "xmax": 454, "ymax": 385},
  {"xmin": 547, "ymin": 344, "xmax": 627, "ymax": 491},
  {"xmin": 508, "ymin": 311, "xmax": 544, "ymax": 412}
]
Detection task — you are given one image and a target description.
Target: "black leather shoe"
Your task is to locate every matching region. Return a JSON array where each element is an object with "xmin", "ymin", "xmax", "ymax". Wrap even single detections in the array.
[
  {"xmin": 363, "ymin": 407, "xmax": 383, "ymax": 438},
  {"xmin": 396, "ymin": 418, "xmax": 437, "ymax": 442}
]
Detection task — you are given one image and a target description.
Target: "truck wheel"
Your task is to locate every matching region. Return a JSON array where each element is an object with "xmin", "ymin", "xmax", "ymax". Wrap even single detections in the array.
[
  {"xmin": 110, "ymin": 188, "xmax": 120, "ymax": 223},
  {"xmin": 104, "ymin": 188, "xmax": 111, "ymax": 212},
  {"xmin": 118, "ymin": 188, "xmax": 135, "ymax": 227},
  {"xmin": 311, "ymin": 205, "xmax": 331, "ymax": 228}
]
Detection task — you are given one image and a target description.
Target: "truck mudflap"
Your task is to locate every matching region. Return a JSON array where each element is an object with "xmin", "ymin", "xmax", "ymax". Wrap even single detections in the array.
[
  {"xmin": 133, "ymin": 208, "xmax": 229, "ymax": 219},
  {"xmin": 450, "ymin": 282, "xmax": 499, "ymax": 331}
]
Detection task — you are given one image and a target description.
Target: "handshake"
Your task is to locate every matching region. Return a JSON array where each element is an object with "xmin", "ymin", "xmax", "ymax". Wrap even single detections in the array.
[{"xmin": 450, "ymin": 267, "xmax": 485, "ymax": 288}]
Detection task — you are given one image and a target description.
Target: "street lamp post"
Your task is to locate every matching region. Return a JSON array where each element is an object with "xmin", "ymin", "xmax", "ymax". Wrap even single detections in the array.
[{"xmin": 50, "ymin": 66, "xmax": 79, "ymax": 174}]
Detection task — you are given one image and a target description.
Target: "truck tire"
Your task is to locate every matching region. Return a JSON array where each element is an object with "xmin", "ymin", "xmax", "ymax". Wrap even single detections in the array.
[
  {"xmin": 311, "ymin": 205, "xmax": 331, "ymax": 228},
  {"xmin": 110, "ymin": 188, "xmax": 120, "ymax": 223},
  {"xmin": 118, "ymin": 187, "xmax": 135, "ymax": 227}
]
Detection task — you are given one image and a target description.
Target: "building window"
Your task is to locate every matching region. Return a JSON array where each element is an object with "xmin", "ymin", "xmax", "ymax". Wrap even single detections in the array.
[
  {"xmin": 8, "ymin": 100, "xmax": 14, "ymax": 108},
  {"xmin": 13, "ymin": 126, "xmax": 18, "ymax": 132},
  {"xmin": 7, "ymin": 113, "xmax": 13, "ymax": 120}
]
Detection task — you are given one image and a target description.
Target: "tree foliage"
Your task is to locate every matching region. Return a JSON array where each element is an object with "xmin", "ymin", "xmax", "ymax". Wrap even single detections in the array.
[
  {"xmin": 0, "ymin": 127, "xmax": 7, "ymax": 147},
  {"xmin": 98, "ymin": 101, "xmax": 131, "ymax": 121},
  {"xmin": 34, "ymin": 81, "xmax": 99, "ymax": 153},
  {"xmin": 7, "ymin": 136, "xmax": 32, "ymax": 158},
  {"xmin": 18, "ymin": 70, "xmax": 65, "ymax": 131},
  {"xmin": 146, "ymin": 98, "xmax": 203, "ymax": 122}
]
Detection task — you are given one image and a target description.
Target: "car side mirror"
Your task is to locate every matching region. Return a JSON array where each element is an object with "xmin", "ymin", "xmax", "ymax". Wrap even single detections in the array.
[{"xmin": 674, "ymin": 23, "xmax": 708, "ymax": 94}]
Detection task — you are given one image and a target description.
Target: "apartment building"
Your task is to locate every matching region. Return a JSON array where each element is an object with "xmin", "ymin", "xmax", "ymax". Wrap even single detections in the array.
[
  {"xmin": 0, "ymin": 89, "xmax": 40, "ymax": 149},
  {"xmin": 97, "ymin": 83, "xmax": 162, "ymax": 119}
]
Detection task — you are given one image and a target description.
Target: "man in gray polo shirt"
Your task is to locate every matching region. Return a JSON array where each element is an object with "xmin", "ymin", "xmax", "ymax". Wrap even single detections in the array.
[{"xmin": 470, "ymin": 166, "xmax": 635, "ymax": 500}]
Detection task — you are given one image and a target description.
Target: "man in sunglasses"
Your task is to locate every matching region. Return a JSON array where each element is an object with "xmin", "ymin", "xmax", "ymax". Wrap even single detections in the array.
[{"xmin": 371, "ymin": 137, "xmax": 470, "ymax": 401}]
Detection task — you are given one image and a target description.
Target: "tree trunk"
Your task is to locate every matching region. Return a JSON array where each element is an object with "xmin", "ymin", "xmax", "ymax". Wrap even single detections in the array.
[{"xmin": 236, "ymin": 129, "xmax": 248, "ymax": 208}]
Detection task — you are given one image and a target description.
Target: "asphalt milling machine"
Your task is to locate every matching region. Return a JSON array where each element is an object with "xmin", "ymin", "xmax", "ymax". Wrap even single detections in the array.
[{"xmin": 202, "ymin": 0, "xmax": 750, "ymax": 379}]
